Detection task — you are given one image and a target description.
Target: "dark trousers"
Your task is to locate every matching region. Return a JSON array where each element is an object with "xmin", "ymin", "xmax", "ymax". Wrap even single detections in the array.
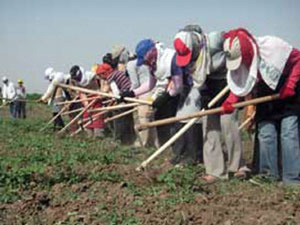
[
  {"xmin": 171, "ymin": 122, "xmax": 203, "ymax": 165},
  {"xmin": 53, "ymin": 112, "xmax": 65, "ymax": 131},
  {"xmin": 113, "ymin": 109, "xmax": 136, "ymax": 145},
  {"xmin": 154, "ymin": 96, "xmax": 179, "ymax": 146},
  {"xmin": 15, "ymin": 101, "xmax": 26, "ymax": 119}
]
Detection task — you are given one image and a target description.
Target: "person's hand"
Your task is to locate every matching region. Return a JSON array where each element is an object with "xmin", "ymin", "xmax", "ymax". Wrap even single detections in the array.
[
  {"xmin": 36, "ymin": 98, "xmax": 45, "ymax": 104},
  {"xmin": 152, "ymin": 92, "xmax": 171, "ymax": 109},
  {"xmin": 221, "ymin": 101, "xmax": 235, "ymax": 114},
  {"xmin": 119, "ymin": 90, "xmax": 135, "ymax": 103},
  {"xmin": 279, "ymin": 86, "xmax": 295, "ymax": 99}
]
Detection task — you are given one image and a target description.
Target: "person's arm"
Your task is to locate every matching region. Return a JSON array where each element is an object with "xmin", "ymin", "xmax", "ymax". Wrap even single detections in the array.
[
  {"xmin": 22, "ymin": 87, "xmax": 26, "ymax": 98},
  {"xmin": 280, "ymin": 49, "xmax": 300, "ymax": 99},
  {"xmin": 41, "ymin": 82, "xmax": 56, "ymax": 102},
  {"xmin": 109, "ymin": 81, "xmax": 120, "ymax": 96},
  {"xmin": 132, "ymin": 75, "xmax": 157, "ymax": 97},
  {"xmin": 168, "ymin": 75, "xmax": 183, "ymax": 96},
  {"xmin": 126, "ymin": 61, "xmax": 140, "ymax": 89},
  {"xmin": 2, "ymin": 86, "xmax": 7, "ymax": 103},
  {"xmin": 79, "ymin": 92, "xmax": 89, "ymax": 107}
]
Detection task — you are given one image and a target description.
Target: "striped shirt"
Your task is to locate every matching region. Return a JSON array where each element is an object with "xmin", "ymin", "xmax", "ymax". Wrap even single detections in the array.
[{"xmin": 107, "ymin": 70, "xmax": 131, "ymax": 92}]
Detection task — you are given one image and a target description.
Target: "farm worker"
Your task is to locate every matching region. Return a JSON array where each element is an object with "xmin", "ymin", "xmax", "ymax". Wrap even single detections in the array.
[
  {"xmin": 38, "ymin": 67, "xmax": 70, "ymax": 130},
  {"xmin": 129, "ymin": 38, "xmax": 203, "ymax": 166},
  {"xmin": 96, "ymin": 61, "xmax": 136, "ymax": 145},
  {"xmin": 173, "ymin": 26, "xmax": 248, "ymax": 182},
  {"xmin": 69, "ymin": 65, "xmax": 105, "ymax": 138},
  {"xmin": 2, "ymin": 76, "xmax": 17, "ymax": 118},
  {"xmin": 222, "ymin": 28, "xmax": 300, "ymax": 185},
  {"xmin": 111, "ymin": 45, "xmax": 134, "ymax": 72},
  {"xmin": 15, "ymin": 79, "xmax": 27, "ymax": 119},
  {"xmin": 126, "ymin": 59, "xmax": 159, "ymax": 148},
  {"xmin": 121, "ymin": 40, "xmax": 180, "ymax": 151}
]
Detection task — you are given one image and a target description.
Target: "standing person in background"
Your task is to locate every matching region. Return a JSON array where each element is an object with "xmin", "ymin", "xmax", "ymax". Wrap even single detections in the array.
[
  {"xmin": 2, "ymin": 76, "xmax": 17, "ymax": 118},
  {"xmin": 15, "ymin": 79, "xmax": 27, "ymax": 119}
]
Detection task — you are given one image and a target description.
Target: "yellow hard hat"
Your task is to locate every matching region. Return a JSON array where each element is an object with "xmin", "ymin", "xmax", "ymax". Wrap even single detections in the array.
[
  {"xmin": 17, "ymin": 79, "xmax": 23, "ymax": 83},
  {"xmin": 91, "ymin": 64, "xmax": 98, "ymax": 74}
]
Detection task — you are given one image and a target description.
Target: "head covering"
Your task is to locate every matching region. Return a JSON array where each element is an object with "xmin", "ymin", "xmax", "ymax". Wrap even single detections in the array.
[
  {"xmin": 111, "ymin": 45, "xmax": 126, "ymax": 59},
  {"xmin": 224, "ymin": 29, "xmax": 255, "ymax": 70},
  {"xmin": 2, "ymin": 76, "xmax": 8, "ymax": 83},
  {"xmin": 224, "ymin": 28, "xmax": 259, "ymax": 96},
  {"xmin": 102, "ymin": 53, "xmax": 118, "ymax": 69},
  {"xmin": 70, "ymin": 66, "xmax": 94, "ymax": 87},
  {"xmin": 256, "ymin": 36, "xmax": 293, "ymax": 90},
  {"xmin": 96, "ymin": 63, "xmax": 113, "ymax": 79},
  {"xmin": 17, "ymin": 79, "xmax": 23, "ymax": 84},
  {"xmin": 91, "ymin": 64, "xmax": 98, "ymax": 74},
  {"xmin": 173, "ymin": 31, "xmax": 193, "ymax": 67},
  {"xmin": 135, "ymin": 39, "xmax": 155, "ymax": 66},
  {"xmin": 69, "ymin": 65, "xmax": 82, "ymax": 82},
  {"xmin": 223, "ymin": 37, "xmax": 242, "ymax": 70},
  {"xmin": 181, "ymin": 24, "xmax": 203, "ymax": 34},
  {"xmin": 44, "ymin": 67, "xmax": 54, "ymax": 81}
]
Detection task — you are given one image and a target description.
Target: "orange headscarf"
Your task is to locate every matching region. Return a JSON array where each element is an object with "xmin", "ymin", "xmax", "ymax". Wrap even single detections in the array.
[{"xmin": 96, "ymin": 63, "xmax": 113, "ymax": 79}]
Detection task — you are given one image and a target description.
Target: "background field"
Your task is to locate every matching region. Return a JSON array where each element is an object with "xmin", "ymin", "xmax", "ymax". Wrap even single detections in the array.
[{"xmin": 0, "ymin": 97, "xmax": 299, "ymax": 225}]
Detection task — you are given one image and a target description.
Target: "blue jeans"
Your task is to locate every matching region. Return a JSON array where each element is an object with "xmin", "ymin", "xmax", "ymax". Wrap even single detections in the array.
[
  {"xmin": 9, "ymin": 102, "xmax": 16, "ymax": 118},
  {"xmin": 258, "ymin": 116, "xmax": 300, "ymax": 184}
]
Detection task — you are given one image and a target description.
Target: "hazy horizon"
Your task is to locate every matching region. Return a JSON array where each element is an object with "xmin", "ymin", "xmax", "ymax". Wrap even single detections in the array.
[{"xmin": 1, "ymin": 0, "xmax": 299, "ymax": 93}]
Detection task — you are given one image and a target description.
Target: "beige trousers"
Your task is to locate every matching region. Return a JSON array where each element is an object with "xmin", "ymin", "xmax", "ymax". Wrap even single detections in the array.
[
  {"xmin": 136, "ymin": 94, "xmax": 159, "ymax": 148},
  {"xmin": 203, "ymin": 111, "xmax": 248, "ymax": 179}
]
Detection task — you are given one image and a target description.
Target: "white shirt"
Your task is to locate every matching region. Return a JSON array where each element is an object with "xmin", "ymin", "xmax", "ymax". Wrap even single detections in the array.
[
  {"xmin": 42, "ymin": 72, "xmax": 70, "ymax": 101},
  {"xmin": 2, "ymin": 81, "xmax": 17, "ymax": 103}
]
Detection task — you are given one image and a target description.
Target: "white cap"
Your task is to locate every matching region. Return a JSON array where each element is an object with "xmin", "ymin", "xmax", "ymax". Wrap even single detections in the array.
[
  {"xmin": 44, "ymin": 67, "xmax": 54, "ymax": 80},
  {"xmin": 2, "ymin": 76, "xmax": 8, "ymax": 82},
  {"xmin": 173, "ymin": 31, "xmax": 193, "ymax": 67},
  {"xmin": 224, "ymin": 37, "xmax": 242, "ymax": 71}
]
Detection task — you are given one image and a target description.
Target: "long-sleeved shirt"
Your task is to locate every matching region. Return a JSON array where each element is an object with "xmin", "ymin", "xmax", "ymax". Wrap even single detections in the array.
[
  {"xmin": 41, "ymin": 72, "xmax": 70, "ymax": 102},
  {"xmin": 2, "ymin": 81, "xmax": 17, "ymax": 103},
  {"xmin": 107, "ymin": 70, "xmax": 131, "ymax": 95},
  {"xmin": 126, "ymin": 59, "xmax": 150, "ymax": 89},
  {"xmin": 132, "ymin": 52, "xmax": 184, "ymax": 98}
]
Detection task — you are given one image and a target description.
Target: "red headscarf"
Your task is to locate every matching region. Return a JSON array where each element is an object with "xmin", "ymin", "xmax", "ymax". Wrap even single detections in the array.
[
  {"xmin": 224, "ymin": 28, "xmax": 259, "ymax": 69},
  {"xmin": 96, "ymin": 63, "xmax": 113, "ymax": 79}
]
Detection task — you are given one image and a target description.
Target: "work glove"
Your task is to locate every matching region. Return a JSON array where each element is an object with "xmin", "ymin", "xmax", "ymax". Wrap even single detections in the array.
[
  {"xmin": 279, "ymin": 85, "xmax": 295, "ymax": 99},
  {"xmin": 119, "ymin": 89, "xmax": 135, "ymax": 103},
  {"xmin": 152, "ymin": 92, "xmax": 171, "ymax": 109},
  {"xmin": 221, "ymin": 101, "xmax": 235, "ymax": 114}
]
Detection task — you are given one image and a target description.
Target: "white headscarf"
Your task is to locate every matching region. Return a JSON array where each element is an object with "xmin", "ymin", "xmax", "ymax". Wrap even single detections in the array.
[
  {"xmin": 78, "ymin": 67, "xmax": 95, "ymax": 87},
  {"xmin": 227, "ymin": 35, "xmax": 293, "ymax": 96},
  {"xmin": 227, "ymin": 40, "xmax": 258, "ymax": 96}
]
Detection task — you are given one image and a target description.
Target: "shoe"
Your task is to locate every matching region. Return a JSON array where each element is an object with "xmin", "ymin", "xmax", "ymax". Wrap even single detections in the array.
[
  {"xmin": 234, "ymin": 171, "xmax": 247, "ymax": 179},
  {"xmin": 201, "ymin": 175, "xmax": 219, "ymax": 185}
]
